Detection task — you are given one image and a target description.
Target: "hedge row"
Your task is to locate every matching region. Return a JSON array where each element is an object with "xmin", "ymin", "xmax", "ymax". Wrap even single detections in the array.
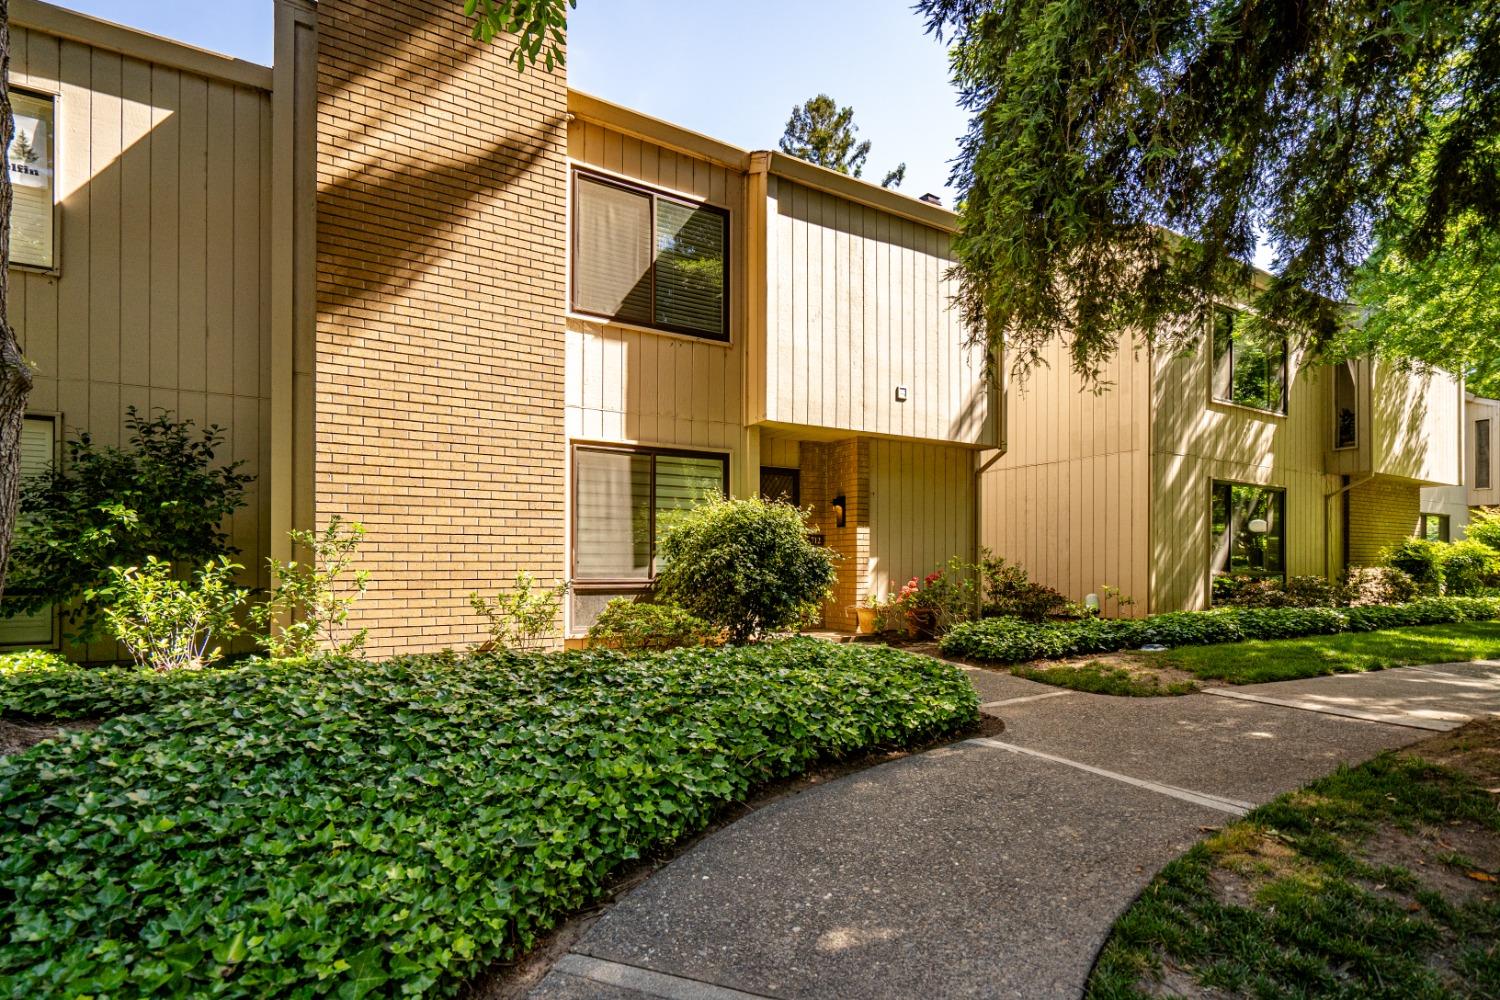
[
  {"xmin": 938, "ymin": 596, "xmax": 1500, "ymax": 665},
  {"xmin": 0, "ymin": 640, "xmax": 977, "ymax": 997}
]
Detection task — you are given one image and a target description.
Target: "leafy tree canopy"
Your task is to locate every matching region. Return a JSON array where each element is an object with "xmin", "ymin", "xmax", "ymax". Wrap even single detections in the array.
[
  {"xmin": 463, "ymin": 0, "xmax": 574, "ymax": 71},
  {"xmin": 919, "ymin": 0, "xmax": 1500, "ymax": 384},
  {"xmin": 780, "ymin": 94, "xmax": 906, "ymax": 188}
]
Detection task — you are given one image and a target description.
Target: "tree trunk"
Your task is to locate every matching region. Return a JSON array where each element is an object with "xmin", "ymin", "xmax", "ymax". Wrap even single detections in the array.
[{"xmin": 0, "ymin": 0, "xmax": 36, "ymax": 605}]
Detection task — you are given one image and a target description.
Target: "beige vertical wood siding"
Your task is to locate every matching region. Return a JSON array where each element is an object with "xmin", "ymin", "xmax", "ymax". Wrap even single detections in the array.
[
  {"xmin": 762, "ymin": 176, "xmax": 994, "ymax": 447},
  {"xmin": 1468, "ymin": 395, "xmax": 1500, "ymax": 508},
  {"xmin": 1371, "ymin": 364, "xmax": 1464, "ymax": 485},
  {"xmin": 979, "ymin": 337, "xmax": 1152, "ymax": 613},
  {"xmin": 1150, "ymin": 325, "xmax": 1341, "ymax": 611},
  {"xmin": 868, "ymin": 440, "xmax": 974, "ymax": 600},
  {"xmin": 565, "ymin": 119, "xmax": 748, "ymax": 481},
  {"xmin": 9, "ymin": 25, "xmax": 272, "ymax": 660}
]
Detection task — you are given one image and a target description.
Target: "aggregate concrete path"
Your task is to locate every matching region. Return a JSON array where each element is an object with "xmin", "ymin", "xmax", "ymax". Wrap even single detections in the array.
[{"xmin": 527, "ymin": 661, "xmax": 1500, "ymax": 1000}]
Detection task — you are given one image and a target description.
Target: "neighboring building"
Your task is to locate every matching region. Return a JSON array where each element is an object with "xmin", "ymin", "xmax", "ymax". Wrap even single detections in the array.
[
  {"xmin": 1420, "ymin": 392, "xmax": 1500, "ymax": 542},
  {"xmin": 0, "ymin": 0, "xmax": 1467, "ymax": 657},
  {"xmin": 980, "ymin": 316, "xmax": 1465, "ymax": 614}
]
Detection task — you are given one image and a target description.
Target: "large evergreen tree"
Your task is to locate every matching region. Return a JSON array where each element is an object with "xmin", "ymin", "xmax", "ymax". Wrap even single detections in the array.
[
  {"xmin": 780, "ymin": 94, "xmax": 906, "ymax": 188},
  {"xmin": 919, "ymin": 0, "xmax": 1499, "ymax": 384}
]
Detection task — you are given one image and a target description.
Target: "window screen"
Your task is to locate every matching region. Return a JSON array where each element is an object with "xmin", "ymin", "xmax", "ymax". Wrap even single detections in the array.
[
  {"xmin": 9, "ymin": 91, "xmax": 55, "ymax": 270},
  {"xmin": 572, "ymin": 446, "xmax": 728, "ymax": 582},
  {"xmin": 573, "ymin": 175, "xmax": 653, "ymax": 326},
  {"xmin": 572, "ymin": 172, "xmax": 728, "ymax": 341}
]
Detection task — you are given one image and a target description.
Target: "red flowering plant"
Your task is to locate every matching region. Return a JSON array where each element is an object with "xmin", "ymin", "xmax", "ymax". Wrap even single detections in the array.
[{"xmin": 893, "ymin": 560, "xmax": 981, "ymax": 637}]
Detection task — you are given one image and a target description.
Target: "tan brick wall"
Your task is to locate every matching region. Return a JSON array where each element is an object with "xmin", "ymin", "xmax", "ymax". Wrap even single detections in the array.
[
  {"xmin": 801, "ymin": 438, "xmax": 871, "ymax": 630},
  {"xmin": 1347, "ymin": 478, "xmax": 1421, "ymax": 568},
  {"xmin": 314, "ymin": 1, "xmax": 568, "ymax": 655}
]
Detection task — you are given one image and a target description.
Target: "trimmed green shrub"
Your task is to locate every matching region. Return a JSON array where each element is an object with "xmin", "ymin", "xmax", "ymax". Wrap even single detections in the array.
[
  {"xmin": 940, "ymin": 597, "xmax": 1500, "ymax": 665},
  {"xmin": 1437, "ymin": 539, "xmax": 1498, "ymax": 596},
  {"xmin": 1212, "ymin": 574, "xmax": 1340, "ymax": 608},
  {"xmin": 1340, "ymin": 566, "xmax": 1419, "ymax": 606},
  {"xmin": 103, "ymin": 556, "xmax": 247, "ymax": 671},
  {"xmin": 979, "ymin": 551, "xmax": 1071, "ymax": 621},
  {"xmin": 587, "ymin": 598, "xmax": 721, "ymax": 650},
  {"xmin": 0, "ymin": 640, "xmax": 975, "ymax": 997},
  {"xmin": 655, "ymin": 495, "xmax": 837, "ymax": 642},
  {"xmin": 1382, "ymin": 537, "xmax": 1445, "ymax": 593}
]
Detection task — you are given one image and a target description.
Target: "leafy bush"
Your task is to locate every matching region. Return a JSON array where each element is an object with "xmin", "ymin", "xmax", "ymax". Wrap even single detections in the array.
[
  {"xmin": 655, "ymin": 495, "xmax": 837, "ymax": 642},
  {"xmin": 7, "ymin": 408, "xmax": 253, "ymax": 639},
  {"xmin": 940, "ymin": 597, "xmax": 1500, "ymax": 665},
  {"xmin": 1382, "ymin": 537, "xmax": 1445, "ymax": 593},
  {"xmin": 1437, "ymin": 539, "xmax": 1498, "ymax": 596},
  {"xmin": 1212, "ymin": 574, "xmax": 1340, "ymax": 608},
  {"xmin": 1464, "ymin": 506, "xmax": 1500, "ymax": 553},
  {"xmin": 102, "ymin": 557, "xmax": 248, "ymax": 672},
  {"xmin": 587, "ymin": 598, "xmax": 720, "ymax": 650},
  {"xmin": 0, "ymin": 649, "xmax": 74, "ymax": 678},
  {"xmin": 1339, "ymin": 566, "xmax": 1419, "ymax": 606},
  {"xmin": 469, "ymin": 571, "xmax": 569, "ymax": 651},
  {"xmin": 250, "ymin": 516, "xmax": 370, "ymax": 657},
  {"xmin": 0, "ymin": 640, "xmax": 975, "ymax": 997},
  {"xmin": 979, "ymin": 551, "xmax": 1071, "ymax": 621}
]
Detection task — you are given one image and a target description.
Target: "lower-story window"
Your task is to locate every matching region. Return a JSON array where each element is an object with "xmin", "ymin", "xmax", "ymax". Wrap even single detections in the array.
[
  {"xmin": 1210, "ymin": 481, "xmax": 1286, "ymax": 582},
  {"xmin": 571, "ymin": 444, "xmax": 728, "ymax": 629},
  {"xmin": 1417, "ymin": 513, "xmax": 1451, "ymax": 543},
  {"xmin": 0, "ymin": 415, "xmax": 58, "ymax": 647}
]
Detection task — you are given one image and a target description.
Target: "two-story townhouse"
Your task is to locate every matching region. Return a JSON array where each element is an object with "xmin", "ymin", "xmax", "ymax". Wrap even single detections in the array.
[
  {"xmin": 2, "ymin": 0, "xmax": 996, "ymax": 657},
  {"xmin": 1419, "ymin": 392, "xmax": 1500, "ymax": 542},
  {"xmin": 981, "ymin": 312, "xmax": 1465, "ymax": 613}
]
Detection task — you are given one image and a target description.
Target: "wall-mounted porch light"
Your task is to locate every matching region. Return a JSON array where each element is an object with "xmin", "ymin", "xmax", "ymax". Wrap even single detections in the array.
[
  {"xmin": 831, "ymin": 495, "xmax": 847, "ymax": 528},
  {"xmin": 1248, "ymin": 518, "xmax": 1269, "ymax": 534}
]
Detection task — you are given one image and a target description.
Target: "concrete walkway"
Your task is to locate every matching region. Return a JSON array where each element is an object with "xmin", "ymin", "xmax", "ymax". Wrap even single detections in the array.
[{"xmin": 529, "ymin": 661, "xmax": 1500, "ymax": 1000}]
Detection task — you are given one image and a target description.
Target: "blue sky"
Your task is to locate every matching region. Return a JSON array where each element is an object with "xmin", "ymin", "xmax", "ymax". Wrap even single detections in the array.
[{"xmin": 49, "ymin": 0, "xmax": 969, "ymax": 204}]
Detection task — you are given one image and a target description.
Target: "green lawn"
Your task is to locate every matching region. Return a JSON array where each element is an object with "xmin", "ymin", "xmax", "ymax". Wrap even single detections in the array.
[
  {"xmin": 1011, "ymin": 662, "xmax": 1199, "ymax": 697},
  {"xmin": 1087, "ymin": 725, "xmax": 1500, "ymax": 999},
  {"xmin": 1147, "ymin": 621, "xmax": 1500, "ymax": 685}
]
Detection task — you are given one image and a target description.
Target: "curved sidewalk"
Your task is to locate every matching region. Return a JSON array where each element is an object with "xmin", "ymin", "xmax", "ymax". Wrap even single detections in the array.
[{"xmin": 529, "ymin": 661, "xmax": 1500, "ymax": 1000}]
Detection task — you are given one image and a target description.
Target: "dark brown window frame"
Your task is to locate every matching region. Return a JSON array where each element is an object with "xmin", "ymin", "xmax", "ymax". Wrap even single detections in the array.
[
  {"xmin": 1478, "ymin": 418, "xmax": 1492, "ymax": 491},
  {"xmin": 1209, "ymin": 479, "xmax": 1288, "ymax": 582},
  {"xmin": 1210, "ymin": 306, "xmax": 1289, "ymax": 416},
  {"xmin": 570, "ymin": 169, "xmax": 732, "ymax": 343},
  {"xmin": 1417, "ymin": 512, "xmax": 1451, "ymax": 543},
  {"xmin": 571, "ymin": 443, "xmax": 731, "ymax": 589}
]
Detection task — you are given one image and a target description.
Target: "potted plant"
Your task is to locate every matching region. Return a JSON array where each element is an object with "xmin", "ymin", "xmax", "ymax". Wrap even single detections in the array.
[{"xmin": 853, "ymin": 594, "xmax": 881, "ymax": 635}]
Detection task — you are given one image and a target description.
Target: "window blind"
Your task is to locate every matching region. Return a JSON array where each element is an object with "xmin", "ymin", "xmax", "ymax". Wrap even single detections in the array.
[{"xmin": 573, "ymin": 175, "xmax": 653, "ymax": 325}]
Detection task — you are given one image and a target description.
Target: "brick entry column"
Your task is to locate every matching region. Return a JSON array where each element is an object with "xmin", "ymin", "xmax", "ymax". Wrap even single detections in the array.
[{"xmin": 800, "ymin": 438, "xmax": 871, "ymax": 631}]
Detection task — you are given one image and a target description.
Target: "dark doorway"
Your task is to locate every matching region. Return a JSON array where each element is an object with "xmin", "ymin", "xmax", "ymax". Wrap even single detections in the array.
[{"xmin": 760, "ymin": 466, "xmax": 800, "ymax": 506}]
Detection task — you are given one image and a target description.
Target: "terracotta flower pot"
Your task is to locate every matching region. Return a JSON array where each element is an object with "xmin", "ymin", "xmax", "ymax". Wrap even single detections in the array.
[
  {"xmin": 854, "ymin": 606, "xmax": 879, "ymax": 635},
  {"xmin": 907, "ymin": 607, "xmax": 938, "ymax": 640}
]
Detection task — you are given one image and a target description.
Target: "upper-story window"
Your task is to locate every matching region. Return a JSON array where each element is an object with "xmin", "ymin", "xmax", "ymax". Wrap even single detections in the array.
[
  {"xmin": 571, "ymin": 172, "xmax": 729, "ymax": 342},
  {"xmin": 1333, "ymin": 360, "xmax": 1358, "ymax": 449},
  {"xmin": 1211, "ymin": 307, "xmax": 1287, "ymax": 414},
  {"xmin": 1478, "ymin": 418, "xmax": 1492, "ymax": 490},
  {"xmin": 8, "ymin": 90, "xmax": 56, "ymax": 270}
]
